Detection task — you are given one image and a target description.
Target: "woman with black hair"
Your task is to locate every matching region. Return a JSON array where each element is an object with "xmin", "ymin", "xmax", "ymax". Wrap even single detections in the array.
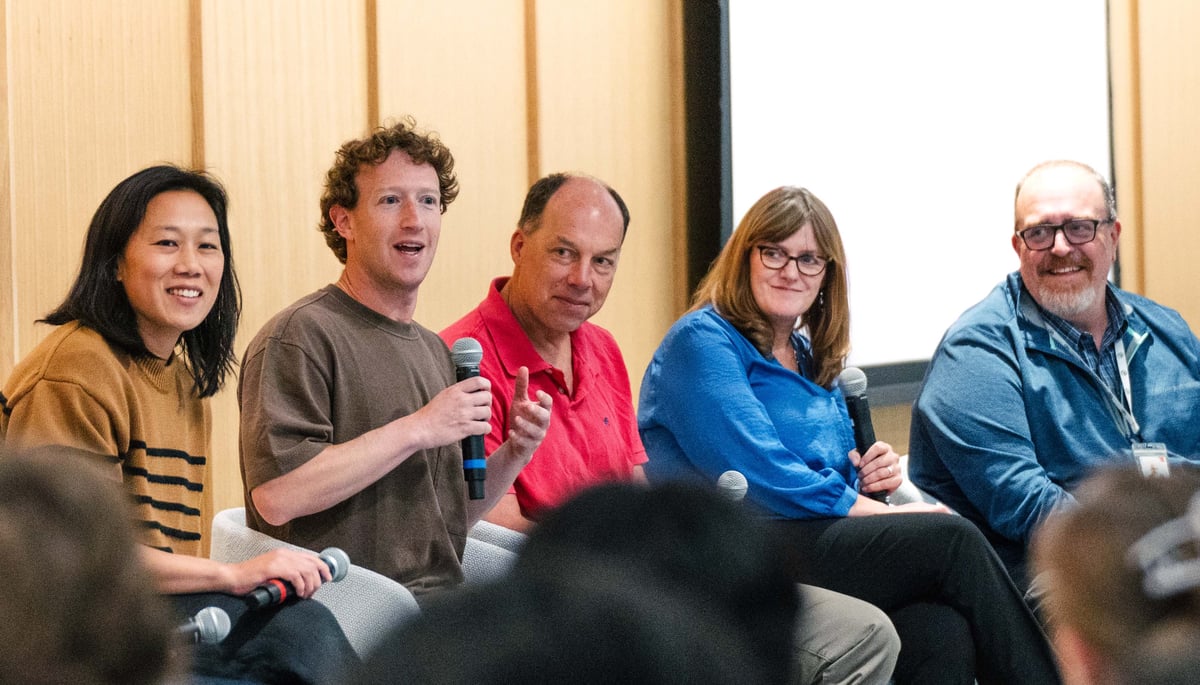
[{"xmin": 1, "ymin": 165, "xmax": 356, "ymax": 684}]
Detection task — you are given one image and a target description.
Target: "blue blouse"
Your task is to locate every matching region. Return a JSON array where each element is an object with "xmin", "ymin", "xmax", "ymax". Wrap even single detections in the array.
[{"xmin": 638, "ymin": 306, "xmax": 860, "ymax": 519}]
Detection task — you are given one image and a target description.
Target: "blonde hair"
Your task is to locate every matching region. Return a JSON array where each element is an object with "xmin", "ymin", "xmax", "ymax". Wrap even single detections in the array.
[{"xmin": 690, "ymin": 186, "xmax": 849, "ymax": 387}]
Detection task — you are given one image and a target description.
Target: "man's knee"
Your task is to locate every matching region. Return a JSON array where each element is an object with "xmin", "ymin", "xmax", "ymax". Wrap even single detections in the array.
[{"xmin": 792, "ymin": 585, "xmax": 899, "ymax": 685}]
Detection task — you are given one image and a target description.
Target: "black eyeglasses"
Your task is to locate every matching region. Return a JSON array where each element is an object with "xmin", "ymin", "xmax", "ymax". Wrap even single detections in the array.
[
  {"xmin": 1016, "ymin": 218, "xmax": 1111, "ymax": 251},
  {"xmin": 755, "ymin": 245, "xmax": 828, "ymax": 276}
]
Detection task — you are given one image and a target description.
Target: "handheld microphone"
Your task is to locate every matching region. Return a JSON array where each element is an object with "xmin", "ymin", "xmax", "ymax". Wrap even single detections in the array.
[
  {"xmin": 246, "ymin": 547, "xmax": 350, "ymax": 610},
  {"xmin": 450, "ymin": 337, "xmax": 487, "ymax": 500},
  {"xmin": 837, "ymin": 367, "xmax": 889, "ymax": 503},
  {"xmin": 177, "ymin": 606, "xmax": 231, "ymax": 645},
  {"xmin": 716, "ymin": 470, "xmax": 749, "ymax": 502}
]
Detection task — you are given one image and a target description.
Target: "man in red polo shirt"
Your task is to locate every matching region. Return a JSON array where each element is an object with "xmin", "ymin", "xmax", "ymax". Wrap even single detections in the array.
[{"xmin": 441, "ymin": 173, "xmax": 644, "ymax": 531}]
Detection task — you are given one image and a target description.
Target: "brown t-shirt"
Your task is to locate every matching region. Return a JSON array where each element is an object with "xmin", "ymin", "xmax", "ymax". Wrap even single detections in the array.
[{"xmin": 239, "ymin": 285, "xmax": 466, "ymax": 595}]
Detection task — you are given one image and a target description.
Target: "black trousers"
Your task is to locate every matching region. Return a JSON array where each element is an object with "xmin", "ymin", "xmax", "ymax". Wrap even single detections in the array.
[
  {"xmin": 770, "ymin": 513, "xmax": 1061, "ymax": 685},
  {"xmin": 172, "ymin": 592, "xmax": 360, "ymax": 685}
]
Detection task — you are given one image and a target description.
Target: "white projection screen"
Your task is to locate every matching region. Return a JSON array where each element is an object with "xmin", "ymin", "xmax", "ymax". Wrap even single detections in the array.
[{"xmin": 728, "ymin": 2, "xmax": 1112, "ymax": 371}]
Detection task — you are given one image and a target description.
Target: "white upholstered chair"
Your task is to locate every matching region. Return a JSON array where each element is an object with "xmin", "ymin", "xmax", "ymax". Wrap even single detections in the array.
[
  {"xmin": 209, "ymin": 507, "xmax": 421, "ymax": 657},
  {"xmin": 209, "ymin": 508, "xmax": 524, "ymax": 656}
]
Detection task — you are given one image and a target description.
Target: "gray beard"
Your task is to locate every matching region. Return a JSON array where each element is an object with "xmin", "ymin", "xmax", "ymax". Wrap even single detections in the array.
[{"xmin": 1038, "ymin": 283, "xmax": 1101, "ymax": 321}]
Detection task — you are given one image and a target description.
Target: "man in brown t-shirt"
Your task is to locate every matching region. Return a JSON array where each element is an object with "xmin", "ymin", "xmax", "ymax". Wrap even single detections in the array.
[{"xmin": 239, "ymin": 119, "xmax": 552, "ymax": 596}]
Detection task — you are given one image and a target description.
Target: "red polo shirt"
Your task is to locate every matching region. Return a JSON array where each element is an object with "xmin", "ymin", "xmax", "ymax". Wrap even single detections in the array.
[{"xmin": 440, "ymin": 277, "xmax": 647, "ymax": 520}]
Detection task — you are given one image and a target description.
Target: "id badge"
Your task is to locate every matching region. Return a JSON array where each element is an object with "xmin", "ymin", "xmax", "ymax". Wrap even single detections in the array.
[{"xmin": 1134, "ymin": 442, "xmax": 1170, "ymax": 478}]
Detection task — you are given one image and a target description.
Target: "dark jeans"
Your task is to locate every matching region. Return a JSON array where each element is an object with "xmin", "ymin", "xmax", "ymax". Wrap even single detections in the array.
[
  {"xmin": 770, "ymin": 513, "xmax": 1061, "ymax": 685},
  {"xmin": 172, "ymin": 592, "xmax": 360, "ymax": 685}
]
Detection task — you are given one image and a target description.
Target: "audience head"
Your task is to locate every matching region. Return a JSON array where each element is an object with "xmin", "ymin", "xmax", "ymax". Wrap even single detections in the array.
[
  {"xmin": 1033, "ymin": 466, "xmax": 1200, "ymax": 685},
  {"xmin": 691, "ymin": 185, "xmax": 849, "ymax": 387},
  {"xmin": 504, "ymin": 173, "xmax": 629, "ymax": 339},
  {"xmin": 355, "ymin": 563, "xmax": 767, "ymax": 685},
  {"xmin": 1011, "ymin": 160, "xmax": 1120, "ymax": 326},
  {"xmin": 0, "ymin": 447, "xmax": 177, "ymax": 685},
  {"xmin": 319, "ymin": 117, "xmax": 459, "ymax": 264},
  {"xmin": 42, "ymin": 165, "xmax": 240, "ymax": 398},
  {"xmin": 514, "ymin": 481, "xmax": 799, "ymax": 683}
]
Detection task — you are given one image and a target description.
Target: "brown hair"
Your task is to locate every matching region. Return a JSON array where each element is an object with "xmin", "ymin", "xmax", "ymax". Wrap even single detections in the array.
[
  {"xmin": 1033, "ymin": 467, "xmax": 1200, "ymax": 684},
  {"xmin": 0, "ymin": 447, "xmax": 177, "ymax": 684},
  {"xmin": 319, "ymin": 116, "xmax": 459, "ymax": 263},
  {"xmin": 690, "ymin": 186, "xmax": 849, "ymax": 387}
]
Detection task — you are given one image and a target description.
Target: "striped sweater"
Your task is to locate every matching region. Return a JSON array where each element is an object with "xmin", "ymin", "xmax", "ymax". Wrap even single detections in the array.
[{"xmin": 1, "ymin": 322, "xmax": 212, "ymax": 556}]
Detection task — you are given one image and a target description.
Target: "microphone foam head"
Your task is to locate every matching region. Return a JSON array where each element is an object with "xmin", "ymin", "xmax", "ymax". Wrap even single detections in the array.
[
  {"xmin": 320, "ymin": 547, "xmax": 351, "ymax": 582},
  {"xmin": 450, "ymin": 337, "xmax": 484, "ymax": 367},
  {"xmin": 716, "ymin": 470, "xmax": 749, "ymax": 502},
  {"xmin": 196, "ymin": 606, "xmax": 231, "ymax": 645},
  {"xmin": 837, "ymin": 366, "xmax": 869, "ymax": 398}
]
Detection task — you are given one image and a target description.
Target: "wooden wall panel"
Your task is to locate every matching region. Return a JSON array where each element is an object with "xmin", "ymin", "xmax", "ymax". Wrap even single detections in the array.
[
  {"xmin": 5, "ymin": 0, "xmax": 192, "ymax": 368},
  {"xmin": 1, "ymin": 0, "xmax": 12, "ymax": 378},
  {"xmin": 1107, "ymin": 0, "xmax": 1144, "ymax": 295},
  {"xmin": 1131, "ymin": 2, "xmax": 1200, "ymax": 330},
  {"xmin": 375, "ymin": 0, "xmax": 529, "ymax": 332},
  {"xmin": 532, "ymin": 0, "xmax": 681, "ymax": 400},
  {"xmin": 200, "ymin": 0, "xmax": 368, "ymax": 512}
]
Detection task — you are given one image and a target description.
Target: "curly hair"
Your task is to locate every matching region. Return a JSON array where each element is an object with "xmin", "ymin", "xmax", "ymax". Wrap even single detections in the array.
[
  {"xmin": 319, "ymin": 117, "xmax": 459, "ymax": 263},
  {"xmin": 690, "ymin": 186, "xmax": 850, "ymax": 388}
]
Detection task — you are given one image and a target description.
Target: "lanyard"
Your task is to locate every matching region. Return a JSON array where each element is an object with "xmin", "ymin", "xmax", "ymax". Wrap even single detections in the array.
[
  {"xmin": 1114, "ymin": 337, "xmax": 1141, "ymax": 437},
  {"xmin": 1046, "ymin": 325, "xmax": 1141, "ymax": 440}
]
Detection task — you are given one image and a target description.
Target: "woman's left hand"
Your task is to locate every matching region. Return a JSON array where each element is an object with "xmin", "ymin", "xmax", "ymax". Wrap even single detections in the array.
[{"xmin": 849, "ymin": 441, "xmax": 903, "ymax": 496}]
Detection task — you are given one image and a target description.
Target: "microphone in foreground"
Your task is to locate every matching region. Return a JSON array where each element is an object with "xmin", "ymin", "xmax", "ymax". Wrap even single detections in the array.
[
  {"xmin": 450, "ymin": 337, "xmax": 487, "ymax": 500},
  {"xmin": 178, "ymin": 606, "xmax": 231, "ymax": 645},
  {"xmin": 837, "ymin": 367, "xmax": 889, "ymax": 504},
  {"xmin": 716, "ymin": 470, "xmax": 749, "ymax": 502},
  {"xmin": 246, "ymin": 547, "xmax": 350, "ymax": 610}
]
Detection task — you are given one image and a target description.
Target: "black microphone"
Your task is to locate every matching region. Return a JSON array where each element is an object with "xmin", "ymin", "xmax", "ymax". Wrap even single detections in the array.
[
  {"xmin": 450, "ymin": 337, "xmax": 487, "ymax": 500},
  {"xmin": 245, "ymin": 547, "xmax": 350, "ymax": 610},
  {"xmin": 837, "ymin": 367, "xmax": 889, "ymax": 503},
  {"xmin": 177, "ymin": 606, "xmax": 231, "ymax": 645}
]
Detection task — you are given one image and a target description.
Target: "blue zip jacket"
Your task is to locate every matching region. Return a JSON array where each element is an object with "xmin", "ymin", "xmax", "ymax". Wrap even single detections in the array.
[{"xmin": 909, "ymin": 272, "xmax": 1200, "ymax": 579}]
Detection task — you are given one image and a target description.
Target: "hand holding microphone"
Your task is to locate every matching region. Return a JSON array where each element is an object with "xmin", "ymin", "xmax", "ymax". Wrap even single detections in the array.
[
  {"xmin": 450, "ymin": 337, "xmax": 488, "ymax": 500},
  {"xmin": 837, "ymin": 367, "xmax": 893, "ymax": 504},
  {"xmin": 245, "ymin": 547, "xmax": 350, "ymax": 610}
]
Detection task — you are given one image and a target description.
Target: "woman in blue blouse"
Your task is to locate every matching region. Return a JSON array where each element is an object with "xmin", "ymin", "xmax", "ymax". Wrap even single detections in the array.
[{"xmin": 639, "ymin": 186, "xmax": 1060, "ymax": 684}]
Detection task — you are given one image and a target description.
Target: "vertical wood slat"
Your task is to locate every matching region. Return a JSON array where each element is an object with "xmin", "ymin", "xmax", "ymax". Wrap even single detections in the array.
[
  {"xmin": 1132, "ymin": 1, "xmax": 1200, "ymax": 330},
  {"xmin": 199, "ymin": 0, "xmax": 369, "ymax": 513},
  {"xmin": 374, "ymin": 0, "xmax": 529, "ymax": 332},
  {"xmin": 6, "ymin": 0, "xmax": 193, "ymax": 367},
  {"xmin": 1, "ymin": 0, "xmax": 13, "ymax": 376},
  {"xmin": 531, "ymin": 0, "xmax": 680, "ymax": 403},
  {"xmin": 1108, "ymin": 0, "xmax": 1144, "ymax": 295}
]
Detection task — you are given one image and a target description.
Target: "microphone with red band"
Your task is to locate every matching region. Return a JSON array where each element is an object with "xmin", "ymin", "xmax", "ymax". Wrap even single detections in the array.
[
  {"xmin": 245, "ymin": 547, "xmax": 350, "ymax": 610},
  {"xmin": 450, "ymin": 337, "xmax": 487, "ymax": 500},
  {"xmin": 837, "ymin": 367, "xmax": 890, "ymax": 504}
]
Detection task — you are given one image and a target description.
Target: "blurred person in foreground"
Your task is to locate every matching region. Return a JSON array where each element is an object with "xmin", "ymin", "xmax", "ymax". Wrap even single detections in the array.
[
  {"xmin": 0, "ymin": 447, "xmax": 177, "ymax": 685},
  {"xmin": 356, "ymin": 482, "xmax": 794, "ymax": 685},
  {"xmin": 1034, "ymin": 466, "xmax": 1200, "ymax": 685}
]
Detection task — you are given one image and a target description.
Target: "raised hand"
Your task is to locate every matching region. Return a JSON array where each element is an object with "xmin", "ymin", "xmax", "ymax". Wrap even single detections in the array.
[{"xmin": 506, "ymin": 366, "xmax": 552, "ymax": 461}]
